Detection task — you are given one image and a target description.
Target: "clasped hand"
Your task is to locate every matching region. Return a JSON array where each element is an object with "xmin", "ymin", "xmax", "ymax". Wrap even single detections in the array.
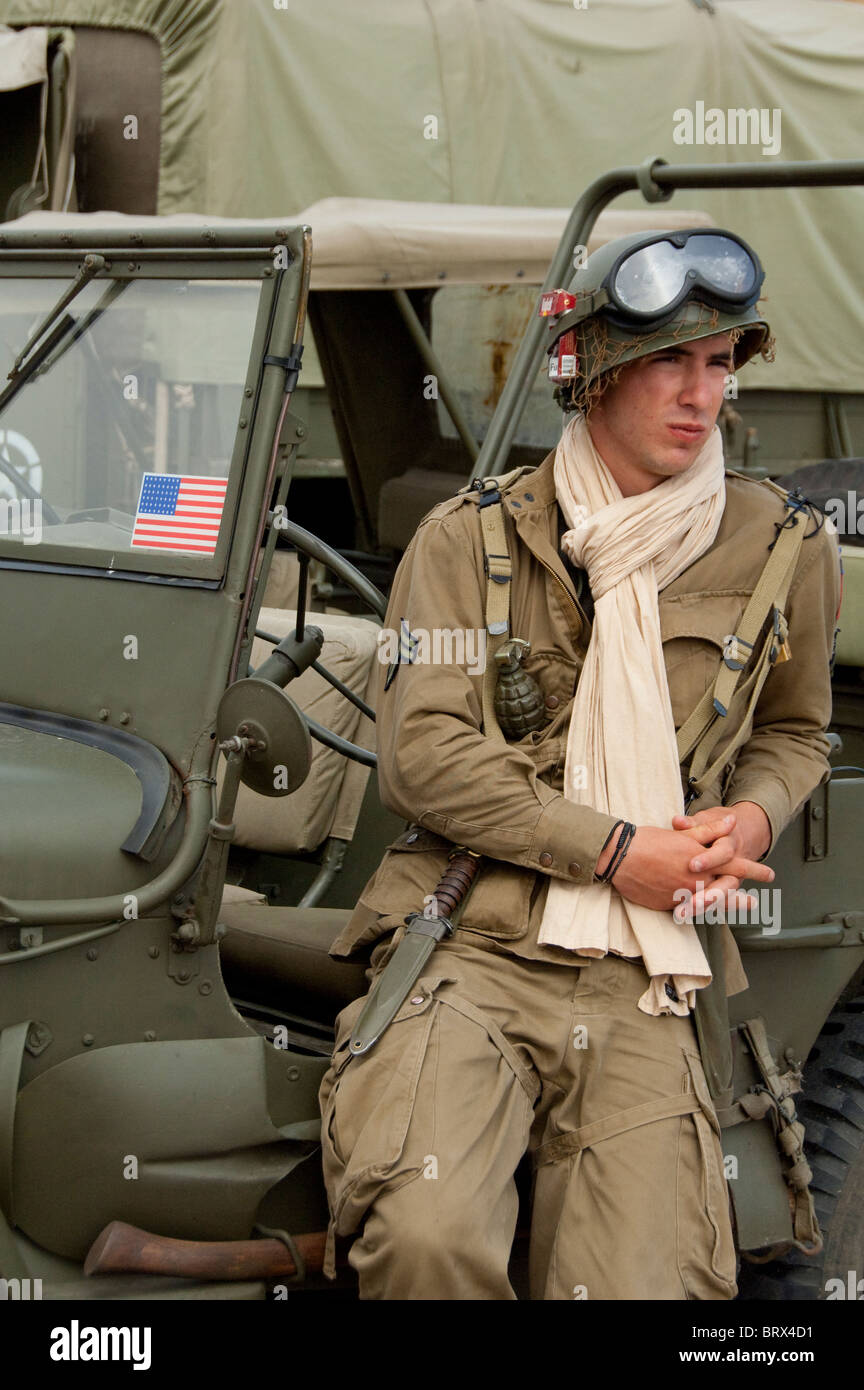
[{"xmin": 599, "ymin": 804, "xmax": 774, "ymax": 919}]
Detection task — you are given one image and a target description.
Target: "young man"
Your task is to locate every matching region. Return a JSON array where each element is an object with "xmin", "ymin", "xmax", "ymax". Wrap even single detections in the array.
[{"xmin": 319, "ymin": 228, "xmax": 841, "ymax": 1299}]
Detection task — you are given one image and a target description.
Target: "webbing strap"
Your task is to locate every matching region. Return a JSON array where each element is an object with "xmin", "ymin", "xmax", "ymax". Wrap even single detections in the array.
[
  {"xmin": 676, "ymin": 506, "xmax": 806, "ymax": 791},
  {"xmin": 726, "ymin": 1017, "xmax": 822, "ymax": 1254},
  {"xmin": 464, "ymin": 466, "xmax": 538, "ymax": 741},
  {"xmin": 480, "ymin": 500, "xmax": 511, "ymax": 742},
  {"xmin": 456, "ymin": 466, "xmax": 536, "ymax": 501},
  {"xmin": 710, "ymin": 522, "xmax": 801, "ymax": 717},
  {"xmin": 438, "ymin": 991, "xmax": 541, "ymax": 1105},
  {"xmin": 715, "ymin": 1091, "xmax": 774, "ymax": 1129},
  {"xmin": 685, "ymin": 617, "xmax": 786, "ymax": 798},
  {"xmin": 532, "ymin": 1091, "xmax": 701, "ymax": 1168}
]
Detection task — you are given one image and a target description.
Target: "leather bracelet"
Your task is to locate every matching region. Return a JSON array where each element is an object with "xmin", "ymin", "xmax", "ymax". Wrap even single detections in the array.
[
  {"xmin": 595, "ymin": 820, "xmax": 629, "ymax": 882},
  {"xmin": 594, "ymin": 820, "xmax": 636, "ymax": 884},
  {"xmin": 593, "ymin": 819, "xmax": 624, "ymax": 883},
  {"xmin": 605, "ymin": 822, "xmax": 636, "ymax": 884},
  {"xmin": 598, "ymin": 819, "xmax": 624, "ymax": 858}
]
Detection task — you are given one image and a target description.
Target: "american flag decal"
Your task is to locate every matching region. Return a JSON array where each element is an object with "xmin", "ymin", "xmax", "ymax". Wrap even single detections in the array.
[{"xmin": 131, "ymin": 473, "xmax": 228, "ymax": 555}]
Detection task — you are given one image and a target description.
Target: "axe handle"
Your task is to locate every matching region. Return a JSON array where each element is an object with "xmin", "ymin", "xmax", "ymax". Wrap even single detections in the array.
[{"xmin": 84, "ymin": 1220, "xmax": 327, "ymax": 1282}]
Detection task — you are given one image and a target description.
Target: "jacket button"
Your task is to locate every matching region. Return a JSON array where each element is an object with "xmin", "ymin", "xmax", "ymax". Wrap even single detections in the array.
[
  {"xmin": 568, "ymin": 862, "xmax": 582, "ymax": 877},
  {"xmin": 539, "ymin": 852, "xmax": 553, "ymax": 868},
  {"xmin": 406, "ymin": 832, "xmax": 418, "ymax": 843},
  {"xmin": 545, "ymin": 695, "xmax": 560, "ymax": 710}
]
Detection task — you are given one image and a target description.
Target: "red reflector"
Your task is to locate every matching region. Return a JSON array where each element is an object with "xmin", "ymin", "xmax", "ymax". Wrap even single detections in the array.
[
  {"xmin": 548, "ymin": 330, "xmax": 578, "ymax": 383},
  {"xmin": 539, "ymin": 289, "xmax": 576, "ymax": 318}
]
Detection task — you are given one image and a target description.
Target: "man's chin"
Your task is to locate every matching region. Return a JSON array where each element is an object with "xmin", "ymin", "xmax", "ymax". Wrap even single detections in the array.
[{"xmin": 645, "ymin": 446, "xmax": 705, "ymax": 479}]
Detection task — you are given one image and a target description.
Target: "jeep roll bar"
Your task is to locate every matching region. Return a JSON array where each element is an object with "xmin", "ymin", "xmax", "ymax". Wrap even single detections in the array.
[{"xmin": 473, "ymin": 157, "xmax": 864, "ymax": 481}]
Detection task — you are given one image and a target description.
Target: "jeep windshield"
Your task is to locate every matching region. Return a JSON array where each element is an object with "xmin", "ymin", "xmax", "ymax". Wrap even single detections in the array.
[{"xmin": 0, "ymin": 273, "xmax": 261, "ymax": 574}]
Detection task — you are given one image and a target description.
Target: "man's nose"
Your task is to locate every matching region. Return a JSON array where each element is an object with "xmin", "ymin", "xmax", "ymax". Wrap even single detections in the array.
[{"xmin": 678, "ymin": 367, "xmax": 716, "ymax": 411}]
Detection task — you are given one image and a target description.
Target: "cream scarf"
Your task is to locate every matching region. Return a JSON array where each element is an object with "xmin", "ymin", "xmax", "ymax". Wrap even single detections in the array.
[{"xmin": 538, "ymin": 413, "xmax": 726, "ymax": 1015}]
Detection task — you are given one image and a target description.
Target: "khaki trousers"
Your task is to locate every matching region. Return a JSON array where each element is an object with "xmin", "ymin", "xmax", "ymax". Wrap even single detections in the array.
[{"xmin": 319, "ymin": 931, "xmax": 737, "ymax": 1300}]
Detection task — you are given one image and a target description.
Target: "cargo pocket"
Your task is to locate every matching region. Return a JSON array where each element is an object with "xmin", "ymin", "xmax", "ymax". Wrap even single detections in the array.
[
  {"xmin": 318, "ymin": 971, "xmax": 539, "ymax": 1281},
  {"xmin": 319, "ymin": 975, "xmax": 451, "ymax": 1250},
  {"xmin": 678, "ymin": 1048, "xmax": 737, "ymax": 1297}
]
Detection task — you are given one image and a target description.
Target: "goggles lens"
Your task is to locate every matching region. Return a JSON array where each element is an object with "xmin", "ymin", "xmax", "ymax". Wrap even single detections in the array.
[{"xmin": 612, "ymin": 234, "xmax": 760, "ymax": 317}]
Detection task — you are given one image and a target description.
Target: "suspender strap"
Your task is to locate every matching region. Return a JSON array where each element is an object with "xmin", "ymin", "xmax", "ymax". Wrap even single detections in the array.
[
  {"xmin": 479, "ymin": 499, "xmax": 511, "ymax": 742},
  {"xmin": 685, "ymin": 614, "xmax": 786, "ymax": 800},
  {"xmin": 676, "ymin": 503, "xmax": 807, "ymax": 800},
  {"xmin": 456, "ymin": 468, "xmax": 535, "ymax": 742}
]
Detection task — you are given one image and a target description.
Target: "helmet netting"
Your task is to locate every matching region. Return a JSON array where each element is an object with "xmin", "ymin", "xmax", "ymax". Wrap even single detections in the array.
[{"xmin": 554, "ymin": 302, "xmax": 775, "ymax": 415}]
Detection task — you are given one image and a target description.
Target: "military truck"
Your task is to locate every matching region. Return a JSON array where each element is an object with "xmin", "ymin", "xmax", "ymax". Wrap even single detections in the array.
[
  {"xmin": 0, "ymin": 154, "xmax": 863, "ymax": 1303},
  {"xmin": 1, "ymin": 6, "xmax": 864, "ymax": 523}
]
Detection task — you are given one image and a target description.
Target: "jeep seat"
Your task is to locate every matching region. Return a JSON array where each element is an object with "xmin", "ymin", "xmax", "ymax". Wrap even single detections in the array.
[
  {"xmin": 378, "ymin": 467, "xmax": 464, "ymax": 551},
  {"xmin": 218, "ymin": 884, "xmax": 368, "ymax": 1016}
]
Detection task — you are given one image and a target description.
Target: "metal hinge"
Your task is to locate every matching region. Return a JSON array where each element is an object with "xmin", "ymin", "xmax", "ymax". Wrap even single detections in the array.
[{"xmin": 804, "ymin": 781, "xmax": 829, "ymax": 862}]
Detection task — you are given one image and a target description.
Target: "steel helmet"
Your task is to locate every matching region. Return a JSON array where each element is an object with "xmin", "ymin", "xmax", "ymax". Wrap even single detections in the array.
[{"xmin": 541, "ymin": 227, "xmax": 773, "ymax": 412}]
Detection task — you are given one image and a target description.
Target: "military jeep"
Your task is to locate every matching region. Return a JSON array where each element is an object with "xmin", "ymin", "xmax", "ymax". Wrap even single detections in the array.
[{"xmin": 0, "ymin": 159, "xmax": 863, "ymax": 1301}]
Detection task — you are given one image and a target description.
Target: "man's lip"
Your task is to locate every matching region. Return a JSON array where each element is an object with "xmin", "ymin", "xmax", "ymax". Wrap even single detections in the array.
[{"xmin": 668, "ymin": 423, "xmax": 706, "ymax": 438}]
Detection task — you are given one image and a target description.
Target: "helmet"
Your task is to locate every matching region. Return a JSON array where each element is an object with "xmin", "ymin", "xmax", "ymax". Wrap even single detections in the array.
[{"xmin": 542, "ymin": 227, "xmax": 773, "ymax": 413}]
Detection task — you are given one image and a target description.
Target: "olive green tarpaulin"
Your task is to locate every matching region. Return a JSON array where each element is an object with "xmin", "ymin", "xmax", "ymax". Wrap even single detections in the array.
[{"xmin": 0, "ymin": 0, "xmax": 863, "ymax": 390}]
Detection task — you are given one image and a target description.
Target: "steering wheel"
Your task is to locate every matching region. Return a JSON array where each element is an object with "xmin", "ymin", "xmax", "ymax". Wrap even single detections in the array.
[
  {"xmin": 0, "ymin": 449, "xmax": 62, "ymax": 526},
  {"xmin": 255, "ymin": 516, "xmax": 385, "ymax": 768}
]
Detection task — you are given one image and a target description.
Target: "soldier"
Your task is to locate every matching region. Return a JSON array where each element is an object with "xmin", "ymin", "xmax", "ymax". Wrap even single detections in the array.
[{"xmin": 319, "ymin": 228, "xmax": 841, "ymax": 1299}]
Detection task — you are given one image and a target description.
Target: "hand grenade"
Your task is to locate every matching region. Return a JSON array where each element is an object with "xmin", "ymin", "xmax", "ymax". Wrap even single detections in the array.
[{"xmin": 493, "ymin": 638, "xmax": 549, "ymax": 739}]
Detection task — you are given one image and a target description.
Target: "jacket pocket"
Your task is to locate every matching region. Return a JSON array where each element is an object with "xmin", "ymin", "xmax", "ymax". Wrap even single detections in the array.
[
  {"xmin": 355, "ymin": 824, "xmax": 533, "ymax": 942},
  {"xmin": 458, "ymin": 860, "xmax": 534, "ymax": 939},
  {"xmin": 660, "ymin": 592, "xmax": 750, "ymax": 732},
  {"xmin": 329, "ymin": 828, "xmax": 452, "ymax": 958},
  {"xmin": 353, "ymin": 825, "xmax": 451, "ymax": 916}
]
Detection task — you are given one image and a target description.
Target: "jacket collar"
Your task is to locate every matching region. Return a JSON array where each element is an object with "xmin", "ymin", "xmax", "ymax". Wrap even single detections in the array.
[{"xmin": 500, "ymin": 450, "xmax": 581, "ymax": 604}]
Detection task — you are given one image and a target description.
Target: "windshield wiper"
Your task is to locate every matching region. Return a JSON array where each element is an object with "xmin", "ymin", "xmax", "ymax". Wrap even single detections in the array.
[
  {"xmin": 0, "ymin": 312, "xmax": 75, "ymax": 420},
  {"xmin": 9, "ymin": 252, "xmax": 107, "ymax": 376},
  {"xmin": 0, "ymin": 252, "xmax": 107, "ymax": 423},
  {"xmin": 36, "ymin": 276, "xmax": 129, "ymax": 376}
]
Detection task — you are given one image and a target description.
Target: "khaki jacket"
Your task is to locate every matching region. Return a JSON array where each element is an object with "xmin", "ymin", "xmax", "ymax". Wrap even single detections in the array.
[{"xmin": 332, "ymin": 452, "xmax": 841, "ymax": 990}]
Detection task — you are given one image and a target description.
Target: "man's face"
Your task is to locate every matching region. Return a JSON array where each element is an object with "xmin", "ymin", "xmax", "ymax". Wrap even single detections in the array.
[{"xmin": 585, "ymin": 332, "xmax": 733, "ymax": 495}]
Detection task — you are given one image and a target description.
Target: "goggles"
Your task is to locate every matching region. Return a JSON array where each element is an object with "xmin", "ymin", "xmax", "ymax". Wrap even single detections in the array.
[
  {"xmin": 604, "ymin": 229, "xmax": 763, "ymax": 327},
  {"xmin": 541, "ymin": 229, "xmax": 764, "ymax": 343}
]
